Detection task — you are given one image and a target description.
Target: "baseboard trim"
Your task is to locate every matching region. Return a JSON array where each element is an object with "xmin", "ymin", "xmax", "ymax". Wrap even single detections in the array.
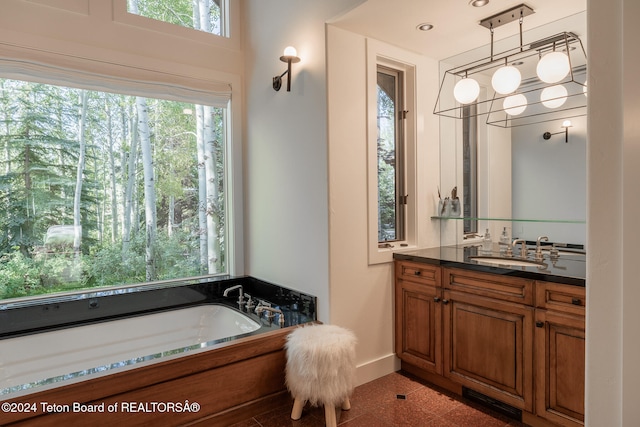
[{"xmin": 355, "ymin": 353, "xmax": 401, "ymax": 386}]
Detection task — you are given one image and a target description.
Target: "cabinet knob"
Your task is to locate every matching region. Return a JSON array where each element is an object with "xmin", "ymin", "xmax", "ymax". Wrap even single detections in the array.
[
  {"xmin": 414, "ymin": 270, "xmax": 421, "ymax": 276},
  {"xmin": 433, "ymin": 297, "xmax": 441, "ymax": 303},
  {"xmin": 536, "ymin": 321, "xmax": 545, "ymax": 328},
  {"xmin": 571, "ymin": 298, "xmax": 582, "ymax": 306},
  {"xmin": 442, "ymin": 299, "xmax": 449, "ymax": 305}
]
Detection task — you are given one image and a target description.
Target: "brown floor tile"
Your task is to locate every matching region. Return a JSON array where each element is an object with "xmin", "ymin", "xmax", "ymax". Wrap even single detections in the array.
[{"xmin": 234, "ymin": 372, "xmax": 524, "ymax": 427}]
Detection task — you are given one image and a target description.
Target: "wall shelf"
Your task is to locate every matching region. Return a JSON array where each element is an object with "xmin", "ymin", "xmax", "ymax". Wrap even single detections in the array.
[{"xmin": 431, "ymin": 216, "xmax": 586, "ymax": 224}]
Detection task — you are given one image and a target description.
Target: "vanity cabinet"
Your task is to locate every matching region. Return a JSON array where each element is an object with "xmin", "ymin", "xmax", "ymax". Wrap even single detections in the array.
[
  {"xmin": 394, "ymin": 259, "xmax": 586, "ymax": 427},
  {"xmin": 442, "ymin": 267, "xmax": 534, "ymax": 412},
  {"xmin": 534, "ymin": 282, "xmax": 585, "ymax": 427},
  {"xmin": 394, "ymin": 261, "xmax": 442, "ymax": 374}
]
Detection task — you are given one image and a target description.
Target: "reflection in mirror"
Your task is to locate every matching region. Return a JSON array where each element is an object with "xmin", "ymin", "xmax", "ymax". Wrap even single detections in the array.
[{"xmin": 438, "ymin": 11, "xmax": 587, "ymax": 248}]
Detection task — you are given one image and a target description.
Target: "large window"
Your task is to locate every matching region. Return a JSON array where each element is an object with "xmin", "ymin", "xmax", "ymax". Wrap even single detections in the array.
[
  {"xmin": 376, "ymin": 66, "xmax": 406, "ymax": 244},
  {"xmin": 127, "ymin": 0, "xmax": 225, "ymax": 37},
  {"xmin": 0, "ymin": 78, "xmax": 228, "ymax": 300}
]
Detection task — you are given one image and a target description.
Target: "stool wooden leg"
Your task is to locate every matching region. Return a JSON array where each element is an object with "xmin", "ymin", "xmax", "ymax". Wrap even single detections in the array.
[
  {"xmin": 324, "ymin": 404, "xmax": 337, "ymax": 427},
  {"xmin": 291, "ymin": 397, "xmax": 305, "ymax": 420},
  {"xmin": 341, "ymin": 397, "xmax": 351, "ymax": 411}
]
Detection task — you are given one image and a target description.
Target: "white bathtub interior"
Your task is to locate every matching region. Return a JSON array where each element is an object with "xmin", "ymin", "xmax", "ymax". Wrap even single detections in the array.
[{"xmin": 0, "ymin": 304, "xmax": 260, "ymax": 396}]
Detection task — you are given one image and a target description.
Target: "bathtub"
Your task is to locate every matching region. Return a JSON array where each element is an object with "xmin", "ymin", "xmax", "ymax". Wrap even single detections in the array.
[
  {"xmin": 1, "ymin": 304, "xmax": 261, "ymax": 396},
  {"xmin": 0, "ymin": 276, "xmax": 316, "ymax": 426}
]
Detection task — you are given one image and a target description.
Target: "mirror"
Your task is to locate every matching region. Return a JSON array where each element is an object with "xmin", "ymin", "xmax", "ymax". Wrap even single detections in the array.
[{"xmin": 438, "ymin": 12, "xmax": 587, "ymax": 247}]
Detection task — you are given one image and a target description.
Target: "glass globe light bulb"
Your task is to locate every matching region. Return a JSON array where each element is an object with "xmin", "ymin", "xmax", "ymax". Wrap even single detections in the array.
[
  {"xmin": 453, "ymin": 77, "xmax": 480, "ymax": 104},
  {"xmin": 536, "ymin": 51, "xmax": 570, "ymax": 83},
  {"xmin": 492, "ymin": 65, "xmax": 522, "ymax": 94},
  {"xmin": 540, "ymin": 85, "xmax": 568, "ymax": 108},
  {"xmin": 283, "ymin": 46, "xmax": 297, "ymax": 57},
  {"xmin": 503, "ymin": 94, "xmax": 528, "ymax": 116}
]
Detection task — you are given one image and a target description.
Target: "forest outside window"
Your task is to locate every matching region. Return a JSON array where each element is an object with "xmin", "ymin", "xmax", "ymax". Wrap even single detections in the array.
[
  {"xmin": 0, "ymin": 78, "xmax": 228, "ymax": 301},
  {"xmin": 127, "ymin": 0, "xmax": 226, "ymax": 37},
  {"xmin": 377, "ymin": 65, "xmax": 406, "ymax": 245}
]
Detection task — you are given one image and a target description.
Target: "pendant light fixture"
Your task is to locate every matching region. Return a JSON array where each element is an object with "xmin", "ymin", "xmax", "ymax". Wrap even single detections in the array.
[
  {"xmin": 503, "ymin": 93, "xmax": 528, "ymax": 115},
  {"xmin": 454, "ymin": 75, "xmax": 480, "ymax": 104},
  {"xmin": 433, "ymin": 4, "xmax": 587, "ymax": 128},
  {"xmin": 492, "ymin": 63, "xmax": 522, "ymax": 94},
  {"xmin": 540, "ymin": 85, "xmax": 568, "ymax": 108},
  {"xmin": 536, "ymin": 51, "xmax": 570, "ymax": 83}
]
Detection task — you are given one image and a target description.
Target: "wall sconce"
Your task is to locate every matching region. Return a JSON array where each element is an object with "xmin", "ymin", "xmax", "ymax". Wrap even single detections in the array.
[
  {"xmin": 543, "ymin": 120, "xmax": 573, "ymax": 143},
  {"xmin": 273, "ymin": 46, "xmax": 300, "ymax": 92}
]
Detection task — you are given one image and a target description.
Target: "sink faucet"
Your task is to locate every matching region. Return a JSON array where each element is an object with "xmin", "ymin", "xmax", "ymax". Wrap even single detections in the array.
[
  {"xmin": 535, "ymin": 236, "xmax": 549, "ymax": 261},
  {"xmin": 223, "ymin": 284, "xmax": 244, "ymax": 304},
  {"xmin": 512, "ymin": 239, "xmax": 528, "ymax": 259}
]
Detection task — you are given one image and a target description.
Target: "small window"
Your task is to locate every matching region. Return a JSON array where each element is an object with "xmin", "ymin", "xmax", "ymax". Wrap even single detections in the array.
[
  {"xmin": 376, "ymin": 66, "xmax": 406, "ymax": 244},
  {"xmin": 127, "ymin": 0, "xmax": 225, "ymax": 37}
]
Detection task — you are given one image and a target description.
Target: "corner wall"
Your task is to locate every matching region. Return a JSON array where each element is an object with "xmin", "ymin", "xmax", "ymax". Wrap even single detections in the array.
[
  {"xmin": 326, "ymin": 25, "xmax": 441, "ymax": 385},
  {"xmin": 586, "ymin": 0, "xmax": 640, "ymax": 424}
]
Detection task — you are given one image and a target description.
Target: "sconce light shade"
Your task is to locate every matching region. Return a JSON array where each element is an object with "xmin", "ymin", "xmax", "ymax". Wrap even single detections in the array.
[
  {"xmin": 536, "ymin": 51, "xmax": 570, "ymax": 83},
  {"xmin": 453, "ymin": 77, "xmax": 480, "ymax": 104},
  {"xmin": 562, "ymin": 120, "xmax": 572, "ymax": 128},
  {"xmin": 540, "ymin": 85, "xmax": 568, "ymax": 108},
  {"xmin": 492, "ymin": 65, "xmax": 522, "ymax": 94},
  {"xmin": 282, "ymin": 46, "xmax": 297, "ymax": 58},
  {"xmin": 503, "ymin": 94, "xmax": 528, "ymax": 116}
]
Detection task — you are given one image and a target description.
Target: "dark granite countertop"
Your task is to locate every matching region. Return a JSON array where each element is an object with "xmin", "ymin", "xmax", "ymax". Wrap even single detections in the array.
[{"xmin": 393, "ymin": 244, "xmax": 586, "ymax": 287}]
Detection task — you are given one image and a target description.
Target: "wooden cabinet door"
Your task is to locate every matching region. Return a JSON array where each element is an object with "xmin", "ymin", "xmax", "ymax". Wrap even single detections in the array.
[
  {"xmin": 395, "ymin": 278, "xmax": 442, "ymax": 374},
  {"xmin": 535, "ymin": 309, "xmax": 585, "ymax": 427},
  {"xmin": 443, "ymin": 289, "xmax": 534, "ymax": 412}
]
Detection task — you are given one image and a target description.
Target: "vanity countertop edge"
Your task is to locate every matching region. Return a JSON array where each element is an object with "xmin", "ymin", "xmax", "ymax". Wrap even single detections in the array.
[{"xmin": 393, "ymin": 246, "xmax": 586, "ymax": 287}]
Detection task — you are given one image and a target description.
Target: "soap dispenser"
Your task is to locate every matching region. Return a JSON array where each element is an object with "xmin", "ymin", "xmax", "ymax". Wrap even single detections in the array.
[
  {"xmin": 482, "ymin": 228, "xmax": 492, "ymax": 253},
  {"xmin": 499, "ymin": 227, "xmax": 510, "ymax": 254}
]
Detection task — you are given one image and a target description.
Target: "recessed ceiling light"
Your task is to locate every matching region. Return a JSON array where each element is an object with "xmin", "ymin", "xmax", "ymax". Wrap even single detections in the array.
[
  {"xmin": 417, "ymin": 23, "xmax": 434, "ymax": 31},
  {"xmin": 469, "ymin": 0, "xmax": 490, "ymax": 7}
]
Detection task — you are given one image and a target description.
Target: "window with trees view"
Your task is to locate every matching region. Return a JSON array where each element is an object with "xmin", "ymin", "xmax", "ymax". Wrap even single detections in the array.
[
  {"xmin": 127, "ymin": 0, "xmax": 225, "ymax": 37},
  {"xmin": 0, "ymin": 78, "xmax": 227, "ymax": 300},
  {"xmin": 377, "ymin": 66, "xmax": 405, "ymax": 244}
]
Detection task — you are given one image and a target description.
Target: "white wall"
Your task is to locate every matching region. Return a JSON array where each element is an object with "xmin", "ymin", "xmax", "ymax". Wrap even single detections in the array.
[
  {"xmin": 241, "ymin": 0, "xmax": 362, "ymax": 322},
  {"xmin": 512, "ymin": 114, "xmax": 587, "ymax": 245},
  {"xmin": 586, "ymin": 0, "xmax": 640, "ymax": 425},
  {"xmin": 326, "ymin": 26, "xmax": 440, "ymax": 384}
]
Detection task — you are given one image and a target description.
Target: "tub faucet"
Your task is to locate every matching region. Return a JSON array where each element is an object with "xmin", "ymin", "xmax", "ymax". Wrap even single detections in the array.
[
  {"xmin": 244, "ymin": 293, "xmax": 255, "ymax": 311},
  {"xmin": 255, "ymin": 303, "xmax": 285, "ymax": 327},
  {"xmin": 223, "ymin": 285, "xmax": 244, "ymax": 304}
]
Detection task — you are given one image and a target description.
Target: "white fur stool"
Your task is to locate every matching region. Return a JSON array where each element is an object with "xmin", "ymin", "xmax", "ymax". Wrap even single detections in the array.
[{"xmin": 284, "ymin": 324, "xmax": 357, "ymax": 427}]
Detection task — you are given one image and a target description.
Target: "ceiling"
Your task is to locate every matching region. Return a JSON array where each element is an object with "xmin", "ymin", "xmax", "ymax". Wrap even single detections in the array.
[{"xmin": 329, "ymin": 0, "xmax": 587, "ymax": 61}]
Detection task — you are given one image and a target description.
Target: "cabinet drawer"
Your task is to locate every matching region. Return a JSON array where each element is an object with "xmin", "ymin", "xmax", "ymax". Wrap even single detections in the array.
[
  {"xmin": 535, "ymin": 281, "xmax": 586, "ymax": 316},
  {"xmin": 443, "ymin": 268, "xmax": 533, "ymax": 305},
  {"xmin": 396, "ymin": 261, "xmax": 441, "ymax": 287}
]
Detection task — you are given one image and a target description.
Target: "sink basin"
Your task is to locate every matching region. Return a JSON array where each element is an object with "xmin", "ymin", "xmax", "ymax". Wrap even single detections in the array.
[{"xmin": 468, "ymin": 256, "xmax": 546, "ymax": 268}]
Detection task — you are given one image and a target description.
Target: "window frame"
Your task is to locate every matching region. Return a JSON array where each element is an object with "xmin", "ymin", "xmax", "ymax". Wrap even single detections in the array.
[
  {"xmin": 367, "ymin": 50, "xmax": 417, "ymax": 265},
  {"xmin": 113, "ymin": 0, "xmax": 239, "ymax": 51},
  {"xmin": 0, "ymin": 56, "xmax": 243, "ymax": 303}
]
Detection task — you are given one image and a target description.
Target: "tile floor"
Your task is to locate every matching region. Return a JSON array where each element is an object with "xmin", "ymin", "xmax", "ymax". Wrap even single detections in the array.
[{"xmin": 231, "ymin": 371, "xmax": 526, "ymax": 427}]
